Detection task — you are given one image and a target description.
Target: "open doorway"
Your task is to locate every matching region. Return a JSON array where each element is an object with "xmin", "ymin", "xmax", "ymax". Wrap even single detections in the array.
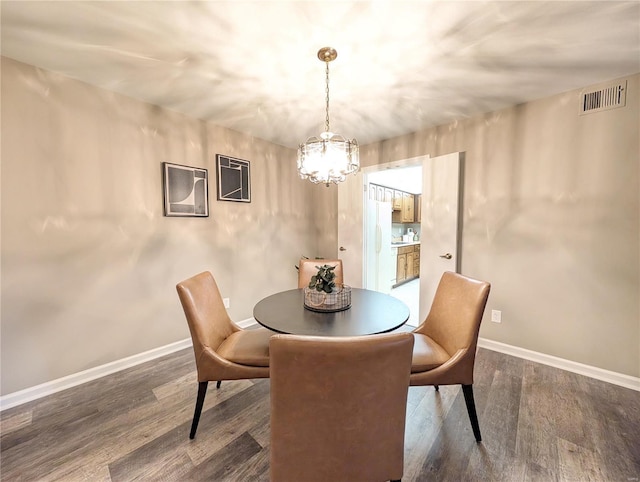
[
  {"xmin": 365, "ymin": 165, "xmax": 422, "ymax": 326},
  {"xmin": 338, "ymin": 152, "xmax": 464, "ymax": 328}
]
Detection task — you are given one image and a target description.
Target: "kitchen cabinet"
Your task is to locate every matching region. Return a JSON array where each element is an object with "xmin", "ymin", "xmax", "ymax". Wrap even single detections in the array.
[
  {"xmin": 370, "ymin": 183, "xmax": 419, "ymax": 223},
  {"xmin": 394, "ymin": 244, "xmax": 420, "ymax": 286},
  {"xmin": 406, "ymin": 251, "xmax": 415, "ymax": 278},
  {"xmin": 392, "ymin": 191, "xmax": 403, "ymax": 210},
  {"xmin": 402, "ymin": 193, "xmax": 414, "ymax": 223},
  {"xmin": 392, "ymin": 192, "xmax": 415, "ymax": 223},
  {"xmin": 396, "ymin": 253, "xmax": 407, "ymax": 284},
  {"xmin": 415, "ymin": 194, "xmax": 421, "ymax": 223},
  {"xmin": 413, "ymin": 244, "xmax": 420, "ymax": 276}
]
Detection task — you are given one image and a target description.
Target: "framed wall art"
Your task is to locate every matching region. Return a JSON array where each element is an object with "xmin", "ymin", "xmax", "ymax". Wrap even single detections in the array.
[
  {"xmin": 162, "ymin": 162, "xmax": 209, "ymax": 217},
  {"xmin": 216, "ymin": 154, "xmax": 251, "ymax": 202}
]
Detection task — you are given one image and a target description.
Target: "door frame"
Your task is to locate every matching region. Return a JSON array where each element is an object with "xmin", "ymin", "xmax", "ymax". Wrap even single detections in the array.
[
  {"xmin": 361, "ymin": 156, "xmax": 429, "ymax": 287},
  {"xmin": 338, "ymin": 152, "xmax": 464, "ymax": 324}
]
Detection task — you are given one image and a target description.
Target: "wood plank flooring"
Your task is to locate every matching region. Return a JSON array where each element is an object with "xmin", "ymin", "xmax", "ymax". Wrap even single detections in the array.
[{"xmin": 1, "ymin": 347, "xmax": 639, "ymax": 481}]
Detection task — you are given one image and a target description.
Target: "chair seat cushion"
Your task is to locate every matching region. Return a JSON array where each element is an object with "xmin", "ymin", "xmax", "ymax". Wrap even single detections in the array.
[
  {"xmin": 217, "ymin": 328, "xmax": 272, "ymax": 367},
  {"xmin": 411, "ymin": 334, "xmax": 450, "ymax": 373}
]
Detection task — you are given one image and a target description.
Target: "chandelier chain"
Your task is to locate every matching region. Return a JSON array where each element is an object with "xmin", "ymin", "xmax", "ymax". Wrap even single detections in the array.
[{"xmin": 325, "ymin": 61, "xmax": 330, "ymax": 133}]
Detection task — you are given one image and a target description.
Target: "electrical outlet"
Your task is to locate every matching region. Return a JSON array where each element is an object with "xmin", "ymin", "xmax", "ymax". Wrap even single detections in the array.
[
  {"xmin": 223, "ymin": 298, "xmax": 230, "ymax": 309},
  {"xmin": 491, "ymin": 309, "xmax": 502, "ymax": 323}
]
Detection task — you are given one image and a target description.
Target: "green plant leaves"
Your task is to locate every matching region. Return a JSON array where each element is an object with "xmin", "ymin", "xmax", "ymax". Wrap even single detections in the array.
[{"xmin": 308, "ymin": 264, "xmax": 337, "ymax": 293}]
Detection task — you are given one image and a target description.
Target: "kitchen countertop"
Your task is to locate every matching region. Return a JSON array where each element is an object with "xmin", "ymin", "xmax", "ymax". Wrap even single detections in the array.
[{"xmin": 391, "ymin": 241, "xmax": 420, "ymax": 247}]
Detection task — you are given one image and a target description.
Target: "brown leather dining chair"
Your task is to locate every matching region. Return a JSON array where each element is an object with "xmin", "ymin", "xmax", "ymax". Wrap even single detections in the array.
[
  {"xmin": 269, "ymin": 332, "xmax": 414, "ymax": 482},
  {"xmin": 410, "ymin": 271, "xmax": 491, "ymax": 442},
  {"xmin": 176, "ymin": 271, "xmax": 271, "ymax": 439},
  {"xmin": 297, "ymin": 258, "xmax": 344, "ymax": 288}
]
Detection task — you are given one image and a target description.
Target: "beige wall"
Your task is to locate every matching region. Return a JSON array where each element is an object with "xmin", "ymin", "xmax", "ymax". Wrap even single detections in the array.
[
  {"xmin": 0, "ymin": 57, "xmax": 334, "ymax": 395},
  {"xmin": 360, "ymin": 74, "xmax": 640, "ymax": 377},
  {"xmin": 1, "ymin": 55, "xmax": 638, "ymax": 396}
]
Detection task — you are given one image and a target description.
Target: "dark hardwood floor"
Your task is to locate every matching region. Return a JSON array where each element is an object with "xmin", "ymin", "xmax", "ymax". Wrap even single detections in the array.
[{"xmin": 1, "ymin": 347, "xmax": 639, "ymax": 481}]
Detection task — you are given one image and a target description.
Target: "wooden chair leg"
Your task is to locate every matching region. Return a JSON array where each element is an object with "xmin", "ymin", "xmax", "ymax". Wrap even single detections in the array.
[
  {"xmin": 189, "ymin": 381, "xmax": 208, "ymax": 439},
  {"xmin": 461, "ymin": 384, "xmax": 482, "ymax": 442}
]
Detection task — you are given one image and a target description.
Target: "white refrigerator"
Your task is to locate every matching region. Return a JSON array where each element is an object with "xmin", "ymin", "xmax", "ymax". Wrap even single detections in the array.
[{"xmin": 365, "ymin": 199, "xmax": 393, "ymax": 294}]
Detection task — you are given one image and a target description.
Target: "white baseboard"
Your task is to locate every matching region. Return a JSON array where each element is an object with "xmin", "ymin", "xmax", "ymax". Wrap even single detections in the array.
[
  {"xmin": 1, "ymin": 316, "xmax": 258, "ymax": 411},
  {"xmin": 478, "ymin": 337, "xmax": 640, "ymax": 392},
  {"xmin": 236, "ymin": 318, "xmax": 257, "ymax": 329},
  {"xmin": 4, "ymin": 326, "xmax": 636, "ymax": 411},
  {"xmin": 0, "ymin": 338, "xmax": 192, "ymax": 411}
]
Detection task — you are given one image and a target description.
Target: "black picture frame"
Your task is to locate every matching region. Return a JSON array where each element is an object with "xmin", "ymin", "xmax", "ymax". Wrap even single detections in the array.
[
  {"xmin": 216, "ymin": 154, "xmax": 251, "ymax": 203},
  {"xmin": 162, "ymin": 162, "xmax": 209, "ymax": 217}
]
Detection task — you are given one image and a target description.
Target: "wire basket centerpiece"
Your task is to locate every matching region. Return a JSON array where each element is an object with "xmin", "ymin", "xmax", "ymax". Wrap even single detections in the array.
[{"xmin": 303, "ymin": 264, "xmax": 352, "ymax": 312}]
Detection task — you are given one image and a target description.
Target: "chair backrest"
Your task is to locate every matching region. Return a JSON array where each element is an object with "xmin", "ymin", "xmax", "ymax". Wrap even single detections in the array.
[
  {"xmin": 297, "ymin": 258, "xmax": 344, "ymax": 289},
  {"xmin": 417, "ymin": 271, "xmax": 491, "ymax": 357},
  {"xmin": 269, "ymin": 332, "xmax": 414, "ymax": 482},
  {"xmin": 176, "ymin": 271, "xmax": 236, "ymax": 360}
]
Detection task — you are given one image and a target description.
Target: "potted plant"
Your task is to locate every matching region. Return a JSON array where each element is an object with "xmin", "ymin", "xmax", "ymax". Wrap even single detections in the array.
[
  {"xmin": 308, "ymin": 264, "xmax": 337, "ymax": 293},
  {"xmin": 304, "ymin": 264, "xmax": 351, "ymax": 312}
]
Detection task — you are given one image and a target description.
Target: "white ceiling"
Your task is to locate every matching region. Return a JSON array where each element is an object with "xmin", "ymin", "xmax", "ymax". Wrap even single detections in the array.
[{"xmin": 2, "ymin": 1, "xmax": 639, "ymax": 149}]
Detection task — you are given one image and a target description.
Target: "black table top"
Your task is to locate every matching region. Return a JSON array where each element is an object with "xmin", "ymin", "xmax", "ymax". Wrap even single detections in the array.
[{"xmin": 253, "ymin": 288, "xmax": 410, "ymax": 336}]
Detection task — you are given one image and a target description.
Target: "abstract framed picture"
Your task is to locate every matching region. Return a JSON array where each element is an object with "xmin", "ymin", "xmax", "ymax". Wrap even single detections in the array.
[
  {"xmin": 162, "ymin": 162, "xmax": 209, "ymax": 217},
  {"xmin": 216, "ymin": 154, "xmax": 251, "ymax": 202}
]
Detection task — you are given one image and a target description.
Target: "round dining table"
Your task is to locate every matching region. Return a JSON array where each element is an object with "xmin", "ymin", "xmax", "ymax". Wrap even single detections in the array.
[{"xmin": 253, "ymin": 288, "xmax": 410, "ymax": 336}]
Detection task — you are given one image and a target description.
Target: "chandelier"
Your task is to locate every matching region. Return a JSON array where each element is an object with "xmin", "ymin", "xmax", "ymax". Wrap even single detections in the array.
[{"xmin": 297, "ymin": 47, "xmax": 359, "ymax": 186}]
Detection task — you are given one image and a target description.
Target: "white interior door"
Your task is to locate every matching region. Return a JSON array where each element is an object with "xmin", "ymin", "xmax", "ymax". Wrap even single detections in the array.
[
  {"xmin": 337, "ymin": 170, "xmax": 364, "ymax": 288},
  {"xmin": 419, "ymin": 152, "xmax": 464, "ymax": 321}
]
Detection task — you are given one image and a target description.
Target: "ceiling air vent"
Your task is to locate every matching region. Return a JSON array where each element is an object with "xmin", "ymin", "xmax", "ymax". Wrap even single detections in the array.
[{"xmin": 579, "ymin": 80, "xmax": 627, "ymax": 115}]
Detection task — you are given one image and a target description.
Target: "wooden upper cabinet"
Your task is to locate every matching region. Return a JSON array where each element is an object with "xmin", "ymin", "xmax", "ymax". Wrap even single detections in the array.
[
  {"xmin": 392, "ymin": 191, "xmax": 403, "ymax": 210},
  {"xmin": 402, "ymin": 193, "xmax": 414, "ymax": 223},
  {"xmin": 415, "ymin": 194, "xmax": 422, "ymax": 223},
  {"xmin": 370, "ymin": 184, "xmax": 421, "ymax": 223}
]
